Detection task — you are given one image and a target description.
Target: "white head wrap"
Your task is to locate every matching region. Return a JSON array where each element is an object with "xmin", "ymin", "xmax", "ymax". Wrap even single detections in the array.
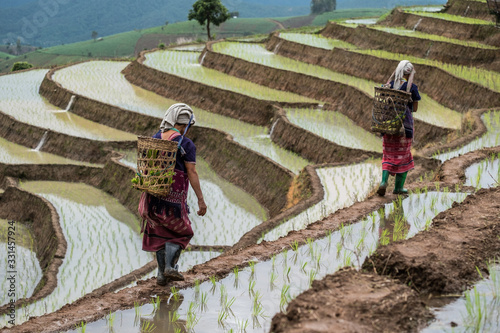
[
  {"xmin": 387, "ymin": 60, "xmax": 416, "ymax": 91},
  {"xmin": 160, "ymin": 103, "xmax": 196, "ymax": 132}
]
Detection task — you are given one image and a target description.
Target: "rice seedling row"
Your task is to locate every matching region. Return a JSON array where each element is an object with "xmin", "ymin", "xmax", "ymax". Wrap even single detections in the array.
[
  {"xmin": 77, "ymin": 191, "xmax": 467, "ymax": 332},
  {"xmin": 423, "ymin": 263, "xmax": 500, "ymax": 333},
  {"xmin": 213, "ymin": 41, "xmax": 463, "ymax": 129},
  {"xmin": 0, "ymin": 70, "xmax": 135, "ymax": 141},
  {"xmin": 278, "ymin": 32, "xmax": 500, "ymax": 93},
  {"xmin": 402, "ymin": 10, "xmax": 495, "ymax": 25},
  {"xmin": 0, "ymin": 182, "xmax": 153, "ymax": 327},
  {"xmin": 0, "ymin": 219, "xmax": 42, "ymax": 307},
  {"xmin": 434, "ymin": 111, "xmax": 500, "ymax": 162},
  {"xmin": 464, "ymin": 154, "xmax": 500, "ymax": 189},
  {"xmin": 53, "ymin": 61, "xmax": 309, "ymax": 173},
  {"xmin": 143, "ymin": 50, "xmax": 319, "ymax": 104}
]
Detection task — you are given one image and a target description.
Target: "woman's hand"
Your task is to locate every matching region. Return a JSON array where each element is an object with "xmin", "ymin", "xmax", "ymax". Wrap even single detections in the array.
[{"xmin": 197, "ymin": 198, "xmax": 207, "ymax": 216}]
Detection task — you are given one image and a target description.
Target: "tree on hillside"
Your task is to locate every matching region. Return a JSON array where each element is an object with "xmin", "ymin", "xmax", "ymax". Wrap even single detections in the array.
[
  {"xmin": 311, "ymin": 0, "xmax": 336, "ymax": 15},
  {"xmin": 16, "ymin": 38, "xmax": 22, "ymax": 55},
  {"xmin": 188, "ymin": 0, "xmax": 230, "ymax": 41},
  {"xmin": 91, "ymin": 31, "xmax": 98, "ymax": 42},
  {"xmin": 11, "ymin": 62, "xmax": 33, "ymax": 72}
]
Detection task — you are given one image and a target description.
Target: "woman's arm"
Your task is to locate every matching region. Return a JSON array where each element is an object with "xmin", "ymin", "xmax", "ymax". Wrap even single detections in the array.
[
  {"xmin": 413, "ymin": 101, "xmax": 419, "ymax": 113},
  {"xmin": 185, "ymin": 162, "xmax": 207, "ymax": 216}
]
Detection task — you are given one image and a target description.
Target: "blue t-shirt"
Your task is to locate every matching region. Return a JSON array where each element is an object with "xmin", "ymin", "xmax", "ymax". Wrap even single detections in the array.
[
  {"xmin": 153, "ymin": 131, "xmax": 196, "ymax": 173},
  {"xmin": 390, "ymin": 81, "xmax": 421, "ymax": 112}
]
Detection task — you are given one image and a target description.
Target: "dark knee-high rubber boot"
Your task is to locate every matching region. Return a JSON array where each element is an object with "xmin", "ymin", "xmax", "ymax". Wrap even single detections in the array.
[
  {"xmin": 377, "ymin": 170, "xmax": 390, "ymax": 196},
  {"xmin": 156, "ymin": 249, "xmax": 167, "ymax": 286},
  {"xmin": 393, "ymin": 171, "xmax": 409, "ymax": 195},
  {"xmin": 164, "ymin": 242, "xmax": 184, "ymax": 281}
]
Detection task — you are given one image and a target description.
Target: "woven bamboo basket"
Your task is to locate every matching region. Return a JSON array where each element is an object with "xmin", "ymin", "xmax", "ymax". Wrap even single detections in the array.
[
  {"xmin": 132, "ymin": 136, "xmax": 178, "ymax": 197},
  {"xmin": 371, "ymin": 86, "xmax": 411, "ymax": 135}
]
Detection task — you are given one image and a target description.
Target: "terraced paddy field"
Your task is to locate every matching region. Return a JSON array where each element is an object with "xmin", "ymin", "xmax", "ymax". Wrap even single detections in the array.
[
  {"xmin": 212, "ymin": 41, "xmax": 463, "ymax": 130},
  {"xmin": 0, "ymin": 70, "xmax": 135, "ymax": 141},
  {"xmin": 2, "ymin": 0, "xmax": 500, "ymax": 331}
]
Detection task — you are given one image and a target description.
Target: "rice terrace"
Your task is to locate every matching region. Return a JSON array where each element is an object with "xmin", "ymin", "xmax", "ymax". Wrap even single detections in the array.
[{"xmin": 0, "ymin": 0, "xmax": 500, "ymax": 331}]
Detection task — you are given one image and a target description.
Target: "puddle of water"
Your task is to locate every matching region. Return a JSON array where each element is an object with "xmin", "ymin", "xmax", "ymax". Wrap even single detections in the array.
[
  {"xmin": 344, "ymin": 18, "xmax": 378, "ymax": 24},
  {"xmin": 0, "ymin": 70, "xmax": 135, "ymax": 141},
  {"xmin": 286, "ymin": 108, "xmax": 382, "ymax": 152},
  {"xmin": 143, "ymin": 50, "xmax": 319, "ymax": 104},
  {"xmin": 371, "ymin": 25, "xmax": 497, "ymax": 50},
  {"xmin": 0, "ymin": 182, "xmax": 153, "ymax": 327},
  {"xmin": 0, "ymin": 219, "xmax": 42, "ymax": 306},
  {"xmin": 465, "ymin": 156, "xmax": 500, "ymax": 189},
  {"xmin": 423, "ymin": 264, "xmax": 500, "ymax": 333},
  {"xmin": 117, "ymin": 154, "xmax": 268, "ymax": 246},
  {"xmin": 0, "ymin": 136, "xmax": 94, "ymax": 166},
  {"xmin": 212, "ymin": 42, "xmax": 463, "ymax": 130},
  {"xmin": 434, "ymin": 111, "xmax": 500, "ymax": 162},
  {"xmin": 78, "ymin": 191, "xmax": 467, "ymax": 333},
  {"xmin": 263, "ymin": 161, "xmax": 381, "ymax": 242},
  {"xmin": 279, "ymin": 32, "xmax": 358, "ymax": 50},
  {"xmin": 54, "ymin": 61, "xmax": 309, "ymax": 173}
]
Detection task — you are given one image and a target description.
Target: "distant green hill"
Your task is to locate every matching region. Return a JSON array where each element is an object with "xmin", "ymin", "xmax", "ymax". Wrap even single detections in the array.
[{"xmin": 0, "ymin": 0, "xmax": 308, "ymax": 47}]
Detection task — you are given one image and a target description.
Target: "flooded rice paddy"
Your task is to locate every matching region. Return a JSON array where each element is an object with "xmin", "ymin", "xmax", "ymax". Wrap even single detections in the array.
[
  {"xmin": 286, "ymin": 108, "xmax": 382, "ymax": 152},
  {"xmin": 144, "ymin": 50, "xmax": 319, "ymax": 104},
  {"xmin": 278, "ymin": 32, "xmax": 500, "ymax": 93},
  {"xmin": 212, "ymin": 42, "xmax": 463, "ymax": 130},
  {"xmin": 434, "ymin": 111, "xmax": 500, "ymax": 162},
  {"xmin": 0, "ymin": 219, "xmax": 42, "ymax": 307},
  {"xmin": 0, "ymin": 70, "xmax": 134, "ymax": 141},
  {"xmin": 465, "ymin": 155, "xmax": 500, "ymax": 189},
  {"xmin": 79, "ymin": 191, "xmax": 467, "ymax": 333},
  {"xmin": 53, "ymin": 61, "xmax": 309, "ymax": 173},
  {"xmin": 0, "ymin": 136, "xmax": 93, "ymax": 166},
  {"xmin": 423, "ymin": 264, "xmax": 500, "ymax": 333},
  {"xmin": 0, "ymin": 182, "xmax": 153, "ymax": 327}
]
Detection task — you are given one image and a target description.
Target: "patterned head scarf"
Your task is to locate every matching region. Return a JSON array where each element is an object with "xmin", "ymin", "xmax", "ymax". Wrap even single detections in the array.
[
  {"xmin": 387, "ymin": 60, "xmax": 416, "ymax": 91},
  {"xmin": 160, "ymin": 103, "xmax": 196, "ymax": 132}
]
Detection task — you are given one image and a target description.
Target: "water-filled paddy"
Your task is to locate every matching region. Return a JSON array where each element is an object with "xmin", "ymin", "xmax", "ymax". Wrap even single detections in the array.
[
  {"xmin": 434, "ymin": 111, "xmax": 500, "ymax": 162},
  {"xmin": 144, "ymin": 50, "xmax": 319, "ymax": 104},
  {"xmin": 279, "ymin": 32, "xmax": 500, "ymax": 93},
  {"xmin": 403, "ymin": 10, "xmax": 495, "ymax": 26},
  {"xmin": 0, "ymin": 219, "xmax": 42, "ymax": 307},
  {"xmin": 286, "ymin": 108, "xmax": 382, "ymax": 152},
  {"xmin": 212, "ymin": 42, "xmax": 463, "ymax": 130},
  {"xmin": 0, "ymin": 70, "xmax": 135, "ymax": 141},
  {"xmin": 0, "ymin": 182, "xmax": 153, "ymax": 327},
  {"xmin": 423, "ymin": 264, "xmax": 500, "ymax": 333},
  {"xmin": 465, "ymin": 156, "xmax": 500, "ymax": 189},
  {"xmin": 79, "ymin": 191, "xmax": 467, "ymax": 333},
  {"xmin": 263, "ymin": 161, "xmax": 381, "ymax": 242},
  {"xmin": 0, "ymin": 137, "xmax": 93, "ymax": 166},
  {"xmin": 54, "ymin": 61, "xmax": 309, "ymax": 173}
]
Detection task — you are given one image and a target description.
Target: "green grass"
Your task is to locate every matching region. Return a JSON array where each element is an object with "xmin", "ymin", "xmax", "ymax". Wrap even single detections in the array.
[
  {"xmin": 405, "ymin": 10, "xmax": 496, "ymax": 25},
  {"xmin": 312, "ymin": 8, "xmax": 389, "ymax": 26},
  {"xmin": 0, "ymin": 51, "xmax": 15, "ymax": 61}
]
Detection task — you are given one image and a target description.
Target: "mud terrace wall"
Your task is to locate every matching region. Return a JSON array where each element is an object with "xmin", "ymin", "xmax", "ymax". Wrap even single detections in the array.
[
  {"xmin": 444, "ymin": 0, "xmax": 495, "ymax": 21},
  {"xmin": 123, "ymin": 50, "xmax": 317, "ymax": 127},
  {"xmin": 320, "ymin": 22, "xmax": 500, "ymax": 72},
  {"xmin": 0, "ymin": 109, "xmax": 135, "ymax": 164},
  {"xmin": 39, "ymin": 66, "xmax": 294, "ymax": 217},
  {"xmin": 381, "ymin": 8, "xmax": 500, "ymax": 47},
  {"xmin": 271, "ymin": 107, "xmax": 382, "ymax": 163},
  {"xmin": 268, "ymin": 34, "xmax": 500, "ymax": 112},
  {"xmin": 0, "ymin": 187, "xmax": 66, "ymax": 315}
]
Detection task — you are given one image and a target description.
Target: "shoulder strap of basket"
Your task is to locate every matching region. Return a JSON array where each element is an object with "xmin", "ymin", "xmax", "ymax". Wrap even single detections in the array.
[{"xmin": 176, "ymin": 114, "xmax": 194, "ymax": 156}]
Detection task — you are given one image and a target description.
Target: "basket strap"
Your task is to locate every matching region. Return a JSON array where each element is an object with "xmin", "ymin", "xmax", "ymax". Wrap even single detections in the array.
[{"xmin": 176, "ymin": 114, "xmax": 195, "ymax": 155}]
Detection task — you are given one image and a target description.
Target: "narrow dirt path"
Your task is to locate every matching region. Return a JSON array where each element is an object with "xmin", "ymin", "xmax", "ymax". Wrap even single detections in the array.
[{"xmin": 269, "ymin": 19, "xmax": 286, "ymax": 30}]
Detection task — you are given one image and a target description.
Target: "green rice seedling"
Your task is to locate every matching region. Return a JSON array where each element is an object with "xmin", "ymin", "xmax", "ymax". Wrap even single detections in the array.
[
  {"xmin": 463, "ymin": 286, "xmax": 487, "ymax": 332},
  {"xmin": 134, "ymin": 301, "xmax": 142, "ymax": 317},
  {"xmin": 218, "ymin": 308, "xmax": 229, "ymax": 324},
  {"xmin": 270, "ymin": 271, "xmax": 278, "ymax": 288},
  {"xmin": 169, "ymin": 310, "xmax": 180, "ymax": 323},
  {"xmin": 220, "ymin": 284, "xmax": 227, "ymax": 305},
  {"xmin": 194, "ymin": 279, "xmax": 200, "ymax": 295},
  {"xmin": 237, "ymin": 318, "xmax": 249, "ymax": 332},
  {"xmin": 140, "ymin": 321, "xmax": 156, "ymax": 333},
  {"xmin": 248, "ymin": 261, "xmax": 256, "ymax": 276},
  {"xmin": 248, "ymin": 279, "xmax": 256, "ymax": 296},
  {"xmin": 252, "ymin": 291, "xmax": 265, "ymax": 318},
  {"xmin": 280, "ymin": 284, "xmax": 291, "ymax": 312},
  {"xmin": 209, "ymin": 276, "xmax": 217, "ymax": 293},
  {"xmin": 186, "ymin": 302, "xmax": 200, "ymax": 331},
  {"xmin": 380, "ymin": 229, "xmax": 390, "ymax": 246},
  {"xmin": 170, "ymin": 287, "xmax": 180, "ymax": 302},
  {"xmin": 233, "ymin": 266, "xmax": 239, "ymax": 280},
  {"xmin": 309, "ymin": 270, "xmax": 317, "ymax": 287},
  {"xmin": 76, "ymin": 321, "xmax": 87, "ymax": 333}
]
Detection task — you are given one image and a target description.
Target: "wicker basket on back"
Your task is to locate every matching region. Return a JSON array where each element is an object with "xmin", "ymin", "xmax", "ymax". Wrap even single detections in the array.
[
  {"xmin": 371, "ymin": 85, "xmax": 412, "ymax": 135},
  {"xmin": 132, "ymin": 136, "xmax": 178, "ymax": 197}
]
